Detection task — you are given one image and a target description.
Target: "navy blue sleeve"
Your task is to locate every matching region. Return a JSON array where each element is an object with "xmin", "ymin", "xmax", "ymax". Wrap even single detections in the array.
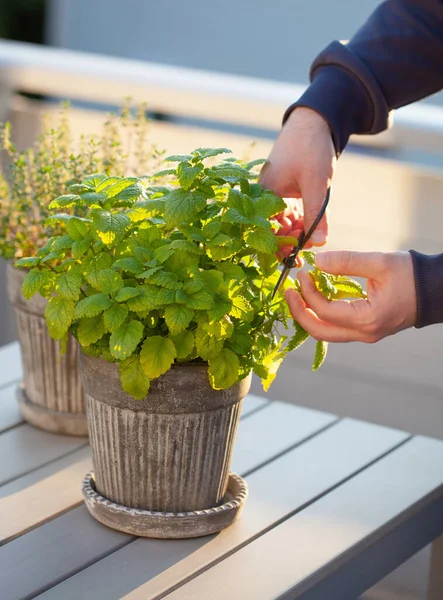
[{"xmin": 285, "ymin": 0, "xmax": 443, "ymax": 155}]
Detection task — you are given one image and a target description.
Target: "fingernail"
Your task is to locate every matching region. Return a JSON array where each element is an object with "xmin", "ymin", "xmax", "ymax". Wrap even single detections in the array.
[{"xmin": 310, "ymin": 231, "xmax": 326, "ymax": 246}]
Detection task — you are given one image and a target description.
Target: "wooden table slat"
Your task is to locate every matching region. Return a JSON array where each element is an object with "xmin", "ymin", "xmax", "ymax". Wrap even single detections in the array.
[
  {"xmin": 165, "ymin": 436, "xmax": 443, "ymax": 600},
  {"xmin": 0, "ymin": 401, "xmax": 333, "ymax": 599},
  {"xmin": 0, "ymin": 424, "xmax": 87, "ymax": 487},
  {"xmin": 0, "ymin": 381, "xmax": 22, "ymax": 433},
  {"xmin": 37, "ymin": 419, "xmax": 408, "ymax": 600},
  {"xmin": 0, "ymin": 342, "xmax": 22, "ymax": 389}
]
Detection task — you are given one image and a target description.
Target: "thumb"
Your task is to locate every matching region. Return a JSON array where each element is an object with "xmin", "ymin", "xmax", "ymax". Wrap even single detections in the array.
[
  {"xmin": 300, "ymin": 183, "xmax": 329, "ymax": 246},
  {"xmin": 315, "ymin": 250, "xmax": 386, "ymax": 280}
]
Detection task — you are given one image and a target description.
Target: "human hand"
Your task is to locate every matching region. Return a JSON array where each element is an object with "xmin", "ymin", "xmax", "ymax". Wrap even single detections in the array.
[
  {"xmin": 285, "ymin": 250, "xmax": 417, "ymax": 343},
  {"xmin": 259, "ymin": 107, "xmax": 336, "ymax": 247}
]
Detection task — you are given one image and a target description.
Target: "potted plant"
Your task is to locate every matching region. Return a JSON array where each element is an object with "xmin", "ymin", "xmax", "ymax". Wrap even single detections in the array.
[
  {"xmin": 1, "ymin": 101, "xmax": 155, "ymax": 435},
  {"xmin": 19, "ymin": 148, "xmax": 365, "ymax": 537}
]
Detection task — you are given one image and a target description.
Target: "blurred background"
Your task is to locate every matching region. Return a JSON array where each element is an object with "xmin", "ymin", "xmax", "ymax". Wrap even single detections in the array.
[{"xmin": 1, "ymin": 1, "xmax": 443, "ymax": 598}]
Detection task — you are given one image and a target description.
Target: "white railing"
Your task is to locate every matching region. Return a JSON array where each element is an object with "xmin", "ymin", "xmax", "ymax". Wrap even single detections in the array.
[{"xmin": 0, "ymin": 39, "xmax": 442, "ymax": 153}]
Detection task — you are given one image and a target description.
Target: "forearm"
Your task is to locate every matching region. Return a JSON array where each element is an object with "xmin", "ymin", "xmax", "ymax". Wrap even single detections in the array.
[
  {"xmin": 286, "ymin": 0, "xmax": 443, "ymax": 154},
  {"xmin": 409, "ymin": 250, "xmax": 443, "ymax": 328}
]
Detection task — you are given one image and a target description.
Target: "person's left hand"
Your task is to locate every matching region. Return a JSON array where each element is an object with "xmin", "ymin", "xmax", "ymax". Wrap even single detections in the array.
[{"xmin": 285, "ymin": 250, "xmax": 417, "ymax": 343}]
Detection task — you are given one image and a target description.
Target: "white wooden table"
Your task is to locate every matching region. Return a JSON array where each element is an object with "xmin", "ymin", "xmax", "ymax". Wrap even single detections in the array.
[{"xmin": 1, "ymin": 341, "xmax": 443, "ymax": 600}]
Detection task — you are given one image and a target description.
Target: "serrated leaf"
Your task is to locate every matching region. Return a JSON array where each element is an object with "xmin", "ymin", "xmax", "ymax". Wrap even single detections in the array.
[
  {"xmin": 311, "ymin": 270, "xmax": 337, "ymax": 300},
  {"xmin": 140, "ymin": 336, "xmax": 177, "ymax": 379},
  {"xmin": 215, "ymin": 263, "xmax": 247, "ymax": 280},
  {"xmin": 92, "ymin": 210, "xmax": 130, "ymax": 245},
  {"xmin": 155, "ymin": 288, "xmax": 177, "ymax": 305},
  {"xmin": 136, "ymin": 266, "xmax": 163, "ymax": 280},
  {"xmin": 195, "ymin": 326, "xmax": 223, "ymax": 360},
  {"xmin": 170, "ymin": 330, "xmax": 194, "ymax": 359},
  {"xmin": 15, "ymin": 257, "xmax": 40, "ymax": 268},
  {"xmin": 151, "ymin": 168, "xmax": 177, "ymax": 179},
  {"xmin": 164, "ymin": 154, "xmax": 192, "ymax": 162},
  {"xmin": 81, "ymin": 192, "xmax": 107, "ymax": 206},
  {"xmin": 72, "ymin": 238, "xmax": 91, "ymax": 258},
  {"xmin": 313, "ymin": 340, "xmax": 328, "ymax": 371},
  {"xmin": 66, "ymin": 217, "xmax": 90, "ymax": 241},
  {"xmin": 244, "ymin": 158, "xmax": 267, "ymax": 169},
  {"xmin": 96, "ymin": 176, "xmax": 122, "ymax": 192},
  {"xmin": 261, "ymin": 347, "xmax": 285, "ymax": 391},
  {"xmin": 84, "ymin": 253, "xmax": 113, "ymax": 288},
  {"xmin": 126, "ymin": 199, "xmax": 165, "ymax": 222},
  {"xmin": 126, "ymin": 286, "xmax": 158, "ymax": 312},
  {"xmin": 207, "ymin": 233, "xmax": 231, "ymax": 247},
  {"xmin": 113, "ymin": 257, "xmax": 144, "ymax": 274},
  {"xmin": 331, "ymin": 277, "xmax": 366, "ymax": 299},
  {"xmin": 55, "ymin": 272, "xmax": 82, "ymax": 301},
  {"xmin": 52, "ymin": 235, "xmax": 74, "ymax": 252},
  {"xmin": 169, "ymin": 239, "xmax": 203, "ymax": 254},
  {"xmin": 164, "ymin": 304, "xmax": 194, "ymax": 335},
  {"xmin": 74, "ymin": 294, "xmax": 112, "ymax": 319},
  {"xmin": 254, "ymin": 192, "xmax": 286, "ymax": 218},
  {"xmin": 113, "ymin": 183, "xmax": 144, "ymax": 202},
  {"xmin": 44, "ymin": 213, "xmax": 72, "ymax": 227},
  {"xmin": 110, "ymin": 320, "xmax": 144, "ymax": 360},
  {"xmin": 103, "ymin": 303, "xmax": 129, "ymax": 332},
  {"xmin": 202, "ymin": 221, "xmax": 221, "ymax": 240},
  {"xmin": 286, "ymin": 323, "xmax": 310, "ymax": 352},
  {"xmin": 208, "ymin": 348, "xmax": 240, "ymax": 389},
  {"xmin": 102, "ymin": 178, "xmax": 140, "ymax": 198},
  {"xmin": 68, "ymin": 183, "xmax": 93, "ymax": 194},
  {"xmin": 194, "ymin": 147, "xmax": 231, "ymax": 160},
  {"xmin": 119, "ymin": 355, "xmax": 150, "ymax": 399},
  {"xmin": 83, "ymin": 173, "xmax": 106, "ymax": 188},
  {"xmin": 40, "ymin": 251, "xmax": 61, "ymax": 264},
  {"xmin": 300, "ymin": 250, "xmax": 315, "ymax": 266},
  {"xmin": 230, "ymin": 296, "xmax": 252, "ymax": 319},
  {"xmin": 257, "ymin": 252, "xmax": 278, "ymax": 277},
  {"xmin": 115, "ymin": 287, "xmax": 141, "ymax": 302},
  {"xmin": 49, "ymin": 194, "xmax": 81, "ymax": 209},
  {"xmin": 22, "ymin": 269, "xmax": 50, "ymax": 299},
  {"xmin": 207, "ymin": 240, "xmax": 242, "ymax": 260},
  {"xmin": 222, "ymin": 208, "xmax": 250, "ymax": 225},
  {"xmin": 164, "ymin": 189, "xmax": 207, "ymax": 226},
  {"xmin": 44, "ymin": 297, "xmax": 75, "ymax": 340},
  {"xmin": 96, "ymin": 269, "xmax": 124, "ymax": 294},
  {"xmin": 177, "ymin": 162, "xmax": 203, "ymax": 190},
  {"xmin": 149, "ymin": 270, "xmax": 180, "ymax": 290},
  {"xmin": 153, "ymin": 245, "xmax": 175, "ymax": 264},
  {"xmin": 244, "ymin": 228, "xmax": 277, "ymax": 253},
  {"xmin": 78, "ymin": 315, "xmax": 106, "ymax": 346}
]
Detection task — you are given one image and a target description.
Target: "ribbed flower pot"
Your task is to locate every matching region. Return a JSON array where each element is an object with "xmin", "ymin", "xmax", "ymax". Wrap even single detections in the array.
[
  {"xmin": 6, "ymin": 264, "xmax": 87, "ymax": 436},
  {"xmin": 80, "ymin": 353, "xmax": 251, "ymax": 538}
]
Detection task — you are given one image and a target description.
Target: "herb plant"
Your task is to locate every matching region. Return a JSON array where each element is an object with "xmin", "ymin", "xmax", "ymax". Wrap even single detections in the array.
[
  {"xmin": 16, "ymin": 148, "xmax": 365, "ymax": 399},
  {"xmin": 0, "ymin": 100, "xmax": 155, "ymax": 260}
]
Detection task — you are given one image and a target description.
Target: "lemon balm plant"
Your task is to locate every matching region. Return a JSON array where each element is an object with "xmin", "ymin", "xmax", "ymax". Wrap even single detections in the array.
[
  {"xmin": 17, "ymin": 148, "xmax": 365, "ymax": 537},
  {"xmin": 2, "ymin": 101, "xmax": 154, "ymax": 435}
]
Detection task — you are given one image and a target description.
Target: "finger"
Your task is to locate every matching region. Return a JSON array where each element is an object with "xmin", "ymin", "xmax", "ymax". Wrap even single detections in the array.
[
  {"xmin": 284, "ymin": 289, "xmax": 365, "ymax": 342},
  {"xmin": 299, "ymin": 183, "xmax": 329, "ymax": 246},
  {"xmin": 298, "ymin": 271, "xmax": 370, "ymax": 328},
  {"xmin": 277, "ymin": 216, "xmax": 293, "ymax": 236},
  {"xmin": 315, "ymin": 251, "xmax": 387, "ymax": 280},
  {"xmin": 259, "ymin": 161, "xmax": 300, "ymax": 198}
]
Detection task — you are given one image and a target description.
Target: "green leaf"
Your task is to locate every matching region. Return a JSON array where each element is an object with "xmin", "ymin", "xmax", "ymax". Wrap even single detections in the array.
[
  {"xmin": 103, "ymin": 303, "xmax": 129, "ymax": 332},
  {"xmin": 66, "ymin": 217, "xmax": 90, "ymax": 241},
  {"xmin": 84, "ymin": 253, "xmax": 113, "ymax": 288},
  {"xmin": 101, "ymin": 178, "xmax": 140, "ymax": 198},
  {"xmin": 230, "ymin": 295, "xmax": 252, "ymax": 319},
  {"xmin": 244, "ymin": 228, "xmax": 278, "ymax": 253},
  {"xmin": 113, "ymin": 257, "xmax": 144, "ymax": 274},
  {"xmin": 155, "ymin": 288, "xmax": 176, "ymax": 305},
  {"xmin": 254, "ymin": 192, "xmax": 286, "ymax": 218},
  {"xmin": 149, "ymin": 270, "xmax": 180, "ymax": 290},
  {"xmin": 72, "ymin": 238, "xmax": 92, "ymax": 258},
  {"xmin": 126, "ymin": 199, "xmax": 165, "ymax": 222},
  {"xmin": 331, "ymin": 277, "xmax": 366, "ymax": 299},
  {"xmin": 15, "ymin": 257, "xmax": 40, "ymax": 268},
  {"xmin": 55, "ymin": 272, "xmax": 82, "ymax": 301},
  {"xmin": 52, "ymin": 236, "xmax": 74, "ymax": 252},
  {"xmin": 77, "ymin": 315, "xmax": 106, "ymax": 346},
  {"xmin": 169, "ymin": 239, "xmax": 203, "ymax": 254},
  {"xmin": 140, "ymin": 336, "xmax": 177, "ymax": 379},
  {"xmin": 313, "ymin": 340, "xmax": 328, "ymax": 371},
  {"xmin": 194, "ymin": 147, "xmax": 231, "ymax": 160},
  {"xmin": 74, "ymin": 294, "xmax": 112, "ymax": 319},
  {"xmin": 244, "ymin": 158, "xmax": 267, "ymax": 169},
  {"xmin": 119, "ymin": 356, "xmax": 150, "ymax": 399},
  {"xmin": 49, "ymin": 194, "xmax": 81, "ymax": 209},
  {"xmin": 177, "ymin": 162, "xmax": 203, "ymax": 190},
  {"xmin": 222, "ymin": 208, "xmax": 250, "ymax": 225},
  {"xmin": 153, "ymin": 245, "xmax": 175, "ymax": 264},
  {"xmin": 164, "ymin": 304, "xmax": 194, "ymax": 335},
  {"xmin": 202, "ymin": 221, "xmax": 221, "ymax": 240},
  {"xmin": 22, "ymin": 269, "xmax": 49, "ymax": 299},
  {"xmin": 208, "ymin": 348, "xmax": 240, "ymax": 389},
  {"xmin": 215, "ymin": 263, "xmax": 247, "ymax": 280},
  {"xmin": 44, "ymin": 213, "xmax": 72, "ymax": 227},
  {"xmin": 195, "ymin": 325, "xmax": 223, "ymax": 360},
  {"xmin": 170, "ymin": 330, "xmax": 194, "ymax": 359},
  {"xmin": 92, "ymin": 210, "xmax": 130, "ymax": 245},
  {"xmin": 115, "ymin": 287, "xmax": 141, "ymax": 302},
  {"xmin": 83, "ymin": 173, "xmax": 106, "ymax": 188},
  {"xmin": 151, "ymin": 168, "xmax": 177, "ymax": 179},
  {"xmin": 286, "ymin": 324, "xmax": 310, "ymax": 352},
  {"xmin": 164, "ymin": 154, "xmax": 192, "ymax": 162},
  {"xmin": 261, "ymin": 347, "xmax": 285, "ymax": 392},
  {"xmin": 95, "ymin": 176, "xmax": 122, "ymax": 192},
  {"xmin": 126, "ymin": 286, "xmax": 158, "ymax": 312},
  {"xmin": 300, "ymin": 250, "xmax": 315, "ymax": 266},
  {"xmin": 96, "ymin": 269, "xmax": 124, "ymax": 294},
  {"xmin": 81, "ymin": 192, "xmax": 107, "ymax": 206},
  {"xmin": 164, "ymin": 189, "xmax": 207, "ymax": 226},
  {"xmin": 68, "ymin": 183, "xmax": 93, "ymax": 194},
  {"xmin": 44, "ymin": 297, "xmax": 75, "ymax": 340},
  {"xmin": 311, "ymin": 270, "xmax": 337, "ymax": 300},
  {"xmin": 257, "ymin": 252, "xmax": 278, "ymax": 277},
  {"xmin": 110, "ymin": 320, "xmax": 144, "ymax": 360}
]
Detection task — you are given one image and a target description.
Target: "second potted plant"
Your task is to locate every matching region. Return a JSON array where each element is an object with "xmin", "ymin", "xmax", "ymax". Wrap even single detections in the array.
[{"xmin": 21, "ymin": 147, "xmax": 365, "ymax": 537}]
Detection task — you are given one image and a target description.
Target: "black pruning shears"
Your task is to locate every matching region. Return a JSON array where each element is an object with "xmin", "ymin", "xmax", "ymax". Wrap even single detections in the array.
[{"xmin": 271, "ymin": 187, "xmax": 331, "ymax": 300}]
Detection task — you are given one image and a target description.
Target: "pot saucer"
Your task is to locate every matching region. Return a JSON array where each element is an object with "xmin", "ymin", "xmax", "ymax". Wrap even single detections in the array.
[
  {"xmin": 17, "ymin": 385, "xmax": 88, "ymax": 437},
  {"xmin": 82, "ymin": 471, "xmax": 248, "ymax": 539}
]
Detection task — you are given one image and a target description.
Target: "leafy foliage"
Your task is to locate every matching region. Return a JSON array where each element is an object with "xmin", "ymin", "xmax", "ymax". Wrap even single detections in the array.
[
  {"xmin": 17, "ymin": 148, "xmax": 366, "ymax": 399},
  {"xmin": 0, "ymin": 100, "xmax": 161, "ymax": 261}
]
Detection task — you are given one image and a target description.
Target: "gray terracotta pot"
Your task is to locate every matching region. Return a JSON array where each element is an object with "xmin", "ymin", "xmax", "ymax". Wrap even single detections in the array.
[
  {"xmin": 80, "ymin": 353, "xmax": 251, "ymax": 514},
  {"xmin": 7, "ymin": 263, "xmax": 87, "ymax": 436}
]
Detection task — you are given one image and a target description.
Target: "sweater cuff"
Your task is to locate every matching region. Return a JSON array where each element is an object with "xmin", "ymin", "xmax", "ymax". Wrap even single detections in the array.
[
  {"xmin": 283, "ymin": 66, "xmax": 373, "ymax": 155},
  {"xmin": 409, "ymin": 250, "xmax": 443, "ymax": 328}
]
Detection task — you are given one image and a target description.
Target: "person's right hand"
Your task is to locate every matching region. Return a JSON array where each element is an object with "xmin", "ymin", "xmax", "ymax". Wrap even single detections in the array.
[{"xmin": 259, "ymin": 106, "xmax": 336, "ymax": 249}]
